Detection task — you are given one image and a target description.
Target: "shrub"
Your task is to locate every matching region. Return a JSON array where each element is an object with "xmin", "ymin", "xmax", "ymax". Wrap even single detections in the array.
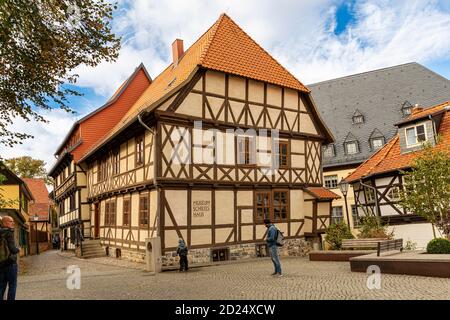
[
  {"xmin": 325, "ymin": 222, "xmax": 354, "ymax": 250},
  {"xmin": 426, "ymin": 238, "xmax": 450, "ymax": 254},
  {"xmin": 357, "ymin": 215, "xmax": 394, "ymax": 239}
]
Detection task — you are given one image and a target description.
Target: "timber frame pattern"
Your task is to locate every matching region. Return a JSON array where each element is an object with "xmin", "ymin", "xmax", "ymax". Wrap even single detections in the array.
[{"xmin": 83, "ymin": 68, "xmax": 331, "ymax": 256}]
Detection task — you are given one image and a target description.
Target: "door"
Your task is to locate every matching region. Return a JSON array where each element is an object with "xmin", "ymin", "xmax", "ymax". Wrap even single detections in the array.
[{"xmin": 94, "ymin": 203, "xmax": 100, "ymax": 239}]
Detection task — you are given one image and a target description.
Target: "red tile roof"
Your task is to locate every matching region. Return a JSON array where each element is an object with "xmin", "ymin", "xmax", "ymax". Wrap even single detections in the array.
[
  {"xmin": 346, "ymin": 101, "xmax": 450, "ymax": 183},
  {"xmin": 22, "ymin": 178, "xmax": 49, "ymax": 220},
  {"xmin": 80, "ymin": 13, "xmax": 320, "ymax": 161},
  {"xmin": 306, "ymin": 187, "xmax": 341, "ymax": 200}
]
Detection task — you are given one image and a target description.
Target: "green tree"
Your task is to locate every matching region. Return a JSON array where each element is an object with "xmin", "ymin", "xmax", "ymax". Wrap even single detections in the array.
[
  {"xmin": 325, "ymin": 222, "xmax": 354, "ymax": 250},
  {"xmin": 0, "ymin": 0, "xmax": 121, "ymax": 146},
  {"xmin": 4, "ymin": 156, "xmax": 52, "ymax": 184},
  {"xmin": 399, "ymin": 141, "xmax": 450, "ymax": 239}
]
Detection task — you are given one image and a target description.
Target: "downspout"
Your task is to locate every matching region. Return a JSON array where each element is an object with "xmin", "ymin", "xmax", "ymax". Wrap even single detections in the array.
[
  {"xmin": 137, "ymin": 112, "xmax": 160, "ymax": 240},
  {"xmin": 359, "ymin": 179, "xmax": 379, "ymax": 217}
]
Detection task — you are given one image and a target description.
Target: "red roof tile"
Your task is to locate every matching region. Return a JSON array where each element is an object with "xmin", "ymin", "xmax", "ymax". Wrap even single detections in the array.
[
  {"xmin": 306, "ymin": 187, "xmax": 341, "ymax": 200},
  {"xmin": 22, "ymin": 178, "xmax": 49, "ymax": 220}
]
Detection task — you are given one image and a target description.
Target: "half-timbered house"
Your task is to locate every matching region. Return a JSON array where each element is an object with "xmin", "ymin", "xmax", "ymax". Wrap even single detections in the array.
[
  {"xmin": 48, "ymin": 64, "xmax": 151, "ymax": 251},
  {"xmin": 79, "ymin": 14, "xmax": 337, "ymax": 265},
  {"xmin": 346, "ymin": 101, "xmax": 450, "ymax": 248}
]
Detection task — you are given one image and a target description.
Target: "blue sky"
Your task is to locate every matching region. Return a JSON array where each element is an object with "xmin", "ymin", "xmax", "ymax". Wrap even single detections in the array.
[{"xmin": 3, "ymin": 0, "xmax": 450, "ymax": 169}]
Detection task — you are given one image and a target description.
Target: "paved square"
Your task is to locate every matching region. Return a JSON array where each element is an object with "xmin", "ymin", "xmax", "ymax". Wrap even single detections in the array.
[{"xmin": 15, "ymin": 250, "xmax": 450, "ymax": 300}]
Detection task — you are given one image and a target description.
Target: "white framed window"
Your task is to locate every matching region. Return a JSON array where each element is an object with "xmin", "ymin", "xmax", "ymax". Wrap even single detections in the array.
[
  {"xmin": 371, "ymin": 137, "xmax": 384, "ymax": 150},
  {"xmin": 353, "ymin": 115, "xmax": 364, "ymax": 124},
  {"xmin": 365, "ymin": 187, "xmax": 376, "ymax": 204},
  {"xmin": 331, "ymin": 206, "xmax": 343, "ymax": 224},
  {"xmin": 345, "ymin": 141, "xmax": 358, "ymax": 155},
  {"xmin": 323, "ymin": 144, "xmax": 335, "ymax": 158},
  {"xmin": 405, "ymin": 124, "xmax": 427, "ymax": 147},
  {"xmin": 324, "ymin": 175, "xmax": 338, "ymax": 189}
]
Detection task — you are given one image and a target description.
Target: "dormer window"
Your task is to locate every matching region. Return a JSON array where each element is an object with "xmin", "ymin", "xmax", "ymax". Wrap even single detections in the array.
[
  {"xmin": 402, "ymin": 101, "xmax": 413, "ymax": 117},
  {"xmin": 369, "ymin": 128, "xmax": 385, "ymax": 151},
  {"xmin": 323, "ymin": 144, "xmax": 335, "ymax": 158},
  {"xmin": 405, "ymin": 124, "xmax": 427, "ymax": 147},
  {"xmin": 343, "ymin": 132, "xmax": 359, "ymax": 155},
  {"xmin": 345, "ymin": 141, "xmax": 359, "ymax": 154},
  {"xmin": 352, "ymin": 110, "xmax": 364, "ymax": 124},
  {"xmin": 371, "ymin": 137, "xmax": 384, "ymax": 150}
]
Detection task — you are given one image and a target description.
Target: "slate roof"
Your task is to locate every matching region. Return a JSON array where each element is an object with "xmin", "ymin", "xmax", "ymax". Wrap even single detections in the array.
[
  {"xmin": 308, "ymin": 62, "xmax": 450, "ymax": 168},
  {"xmin": 346, "ymin": 101, "xmax": 450, "ymax": 183}
]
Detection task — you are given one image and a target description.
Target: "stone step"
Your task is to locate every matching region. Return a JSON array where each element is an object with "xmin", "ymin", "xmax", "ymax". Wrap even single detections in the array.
[{"xmin": 82, "ymin": 253, "xmax": 105, "ymax": 259}]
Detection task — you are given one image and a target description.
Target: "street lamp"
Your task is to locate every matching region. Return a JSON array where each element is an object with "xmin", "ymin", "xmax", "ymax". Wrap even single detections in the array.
[
  {"xmin": 339, "ymin": 178, "xmax": 351, "ymax": 229},
  {"xmin": 33, "ymin": 214, "xmax": 39, "ymax": 255}
]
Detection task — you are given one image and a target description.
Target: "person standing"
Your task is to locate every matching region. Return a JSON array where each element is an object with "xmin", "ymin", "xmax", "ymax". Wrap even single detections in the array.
[
  {"xmin": 176, "ymin": 238, "xmax": 189, "ymax": 272},
  {"xmin": 264, "ymin": 218, "xmax": 282, "ymax": 277},
  {"xmin": 0, "ymin": 216, "xmax": 20, "ymax": 300}
]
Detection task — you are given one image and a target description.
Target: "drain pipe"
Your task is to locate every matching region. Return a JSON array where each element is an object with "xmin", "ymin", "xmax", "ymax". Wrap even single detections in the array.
[
  {"xmin": 137, "ymin": 111, "xmax": 160, "ymax": 241},
  {"xmin": 359, "ymin": 179, "xmax": 379, "ymax": 217}
]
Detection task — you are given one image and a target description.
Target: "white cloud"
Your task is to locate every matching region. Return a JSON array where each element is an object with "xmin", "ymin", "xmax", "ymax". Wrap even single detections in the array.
[
  {"xmin": 1, "ymin": 110, "xmax": 79, "ymax": 172},
  {"xmin": 3, "ymin": 0, "xmax": 450, "ymax": 168}
]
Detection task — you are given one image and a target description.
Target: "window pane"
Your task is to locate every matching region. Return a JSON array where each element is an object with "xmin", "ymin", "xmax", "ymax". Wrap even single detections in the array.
[
  {"xmin": 372, "ymin": 138, "xmax": 383, "ymax": 149},
  {"xmin": 406, "ymin": 128, "xmax": 416, "ymax": 145},
  {"xmin": 346, "ymin": 142, "xmax": 358, "ymax": 154},
  {"xmin": 416, "ymin": 125, "xmax": 426, "ymax": 142},
  {"xmin": 325, "ymin": 175, "xmax": 338, "ymax": 188}
]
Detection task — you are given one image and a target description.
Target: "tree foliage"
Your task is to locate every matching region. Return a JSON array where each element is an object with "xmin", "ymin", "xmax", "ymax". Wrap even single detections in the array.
[
  {"xmin": 4, "ymin": 156, "xmax": 51, "ymax": 184},
  {"xmin": 325, "ymin": 222, "xmax": 354, "ymax": 250},
  {"xmin": 0, "ymin": 0, "xmax": 121, "ymax": 146},
  {"xmin": 399, "ymin": 141, "xmax": 450, "ymax": 238},
  {"xmin": 357, "ymin": 215, "xmax": 394, "ymax": 239}
]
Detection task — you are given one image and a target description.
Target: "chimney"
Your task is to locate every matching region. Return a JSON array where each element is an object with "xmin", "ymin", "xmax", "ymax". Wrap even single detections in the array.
[{"xmin": 172, "ymin": 39, "xmax": 184, "ymax": 66}]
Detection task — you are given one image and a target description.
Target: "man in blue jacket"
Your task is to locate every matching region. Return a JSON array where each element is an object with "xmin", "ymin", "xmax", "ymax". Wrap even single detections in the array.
[
  {"xmin": 0, "ymin": 216, "xmax": 20, "ymax": 300},
  {"xmin": 264, "ymin": 218, "xmax": 282, "ymax": 277}
]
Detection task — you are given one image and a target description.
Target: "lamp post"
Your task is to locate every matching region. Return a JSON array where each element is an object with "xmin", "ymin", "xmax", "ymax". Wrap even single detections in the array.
[
  {"xmin": 339, "ymin": 178, "xmax": 351, "ymax": 229},
  {"xmin": 33, "ymin": 214, "xmax": 39, "ymax": 255}
]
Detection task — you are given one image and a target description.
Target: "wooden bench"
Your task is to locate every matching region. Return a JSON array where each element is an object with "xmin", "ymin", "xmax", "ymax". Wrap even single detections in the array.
[
  {"xmin": 377, "ymin": 238, "xmax": 403, "ymax": 257},
  {"xmin": 342, "ymin": 238, "xmax": 403, "ymax": 256}
]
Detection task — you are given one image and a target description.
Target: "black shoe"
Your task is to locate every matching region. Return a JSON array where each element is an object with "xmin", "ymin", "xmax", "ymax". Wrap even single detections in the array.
[{"xmin": 271, "ymin": 272, "xmax": 277, "ymax": 276}]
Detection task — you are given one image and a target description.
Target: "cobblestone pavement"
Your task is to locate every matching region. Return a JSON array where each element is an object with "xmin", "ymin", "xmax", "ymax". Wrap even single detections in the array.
[{"xmin": 16, "ymin": 250, "xmax": 450, "ymax": 300}]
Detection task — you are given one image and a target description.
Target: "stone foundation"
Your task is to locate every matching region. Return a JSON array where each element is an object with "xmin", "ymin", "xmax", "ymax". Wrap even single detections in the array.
[{"xmin": 101, "ymin": 239, "xmax": 313, "ymax": 267}]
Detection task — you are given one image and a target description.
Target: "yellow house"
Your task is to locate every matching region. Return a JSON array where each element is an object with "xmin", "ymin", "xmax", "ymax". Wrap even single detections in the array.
[{"xmin": 0, "ymin": 164, "xmax": 34, "ymax": 256}]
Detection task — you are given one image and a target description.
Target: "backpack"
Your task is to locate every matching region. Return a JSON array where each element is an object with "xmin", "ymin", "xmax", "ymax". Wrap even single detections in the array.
[
  {"xmin": 275, "ymin": 228, "xmax": 285, "ymax": 247},
  {"xmin": 0, "ymin": 233, "xmax": 11, "ymax": 267}
]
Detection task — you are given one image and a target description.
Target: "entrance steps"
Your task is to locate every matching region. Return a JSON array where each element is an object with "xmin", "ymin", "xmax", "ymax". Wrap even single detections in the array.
[{"xmin": 81, "ymin": 239, "xmax": 105, "ymax": 259}]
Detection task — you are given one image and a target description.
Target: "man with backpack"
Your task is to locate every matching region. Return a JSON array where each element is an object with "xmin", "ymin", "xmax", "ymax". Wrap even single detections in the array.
[
  {"xmin": 264, "ymin": 218, "xmax": 283, "ymax": 277},
  {"xmin": 0, "ymin": 216, "xmax": 20, "ymax": 300}
]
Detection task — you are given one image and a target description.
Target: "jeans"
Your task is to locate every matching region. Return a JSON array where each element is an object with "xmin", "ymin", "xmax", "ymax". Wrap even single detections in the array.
[
  {"xmin": 179, "ymin": 255, "xmax": 188, "ymax": 271},
  {"xmin": 0, "ymin": 263, "xmax": 18, "ymax": 300},
  {"xmin": 269, "ymin": 245, "xmax": 282, "ymax": 274}
]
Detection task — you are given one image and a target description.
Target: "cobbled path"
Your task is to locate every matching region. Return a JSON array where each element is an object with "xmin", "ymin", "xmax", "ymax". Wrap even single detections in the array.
[{"xmin": 15, "ymin": 250, "xmax": 450, "ymax": 300}]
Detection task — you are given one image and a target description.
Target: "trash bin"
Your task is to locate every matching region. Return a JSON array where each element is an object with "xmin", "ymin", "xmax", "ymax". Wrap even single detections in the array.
[{"xmin": 145, "ymin": 237, "xmax": 162, "ymax": 273}]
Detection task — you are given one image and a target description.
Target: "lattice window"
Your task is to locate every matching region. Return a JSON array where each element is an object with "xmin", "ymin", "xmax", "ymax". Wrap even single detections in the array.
[
  {"xmin": 324, "ymin": 175, "xmax": 338, "ymax": 189},
  {"xmin": 237, "ymin": 136, "xmax": 255, "ymax": 165},
  {"xmin": 112, "ymin": 149, "xmax": 120, "ymax": 175},
  {"xmin": 136, "ymin": 135, "xmax": 145, "ymax": 166},
  {"xmin": 345, "ymin": 141, "xmax": 359, "ymax": 155},
  {"xmin": 123, "ymin": 199, "xmax": 131, "ymax": 227},
  {"xmin": 323, "ymin": 144, "xmax": 335, "ymax": 158},
  {"xmin": 405, "ymin": 124, "xmax": 427, "ymax": 147},
  {"xmin": 352, "ymin": 205, "xmax": 360, "ymax": 228},
  {"xmin": 273, "ymin": 191, "xmax": 288, "ymax": 221},
  {"xmin": 274, "ymin": 141, "xmax": 289, "ymax": 168},
  {"xmin": 139, "ymin": 195, "xmax": 149, "ymax": 227},
  {"xmin": 331, "ymin": 206, "xmax": 343, "ymax": 224},
  {"xmin": 255, "ymin": 191, "xmax": 270, "ymax": 221}
]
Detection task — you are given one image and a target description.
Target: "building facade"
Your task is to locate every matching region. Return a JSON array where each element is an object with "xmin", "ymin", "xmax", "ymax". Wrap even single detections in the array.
[
  {"xmin": 308, "ymin": 63, "xmax": 450, "ymax": 231},
  {"xmin": 79, "ymin": 14, "xmax": 338, "ymax": 265},
  {"xmin": 346, "ymin": 102, "xmax": 450, "ymax": 248},
  {"xmin": 0, "ymin": 165, "xmax": 33, "ymax": 256},
  {"xmin": 48, "ymin": 64, "xmax": 151, "ymax": 251}
]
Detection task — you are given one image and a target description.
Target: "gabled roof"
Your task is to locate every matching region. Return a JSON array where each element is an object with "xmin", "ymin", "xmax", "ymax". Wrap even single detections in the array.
[
  {"xmin": 22, "ymin": 178, "xmax": 49, "ymax": 221},
  {"xmin": 80, "ymin": 13, "xmax": 314, "ymax": 161},
  {"xmin": 0, "ymin": 164, "xmax": 34, "ymax": 201},
  {"xmin": 309, "ymin": 62, "xmax": 450, "ymax": 168},
  {"xmin": 305, "ymin": 187, "xmax": 340, "ymax": 200},
  {"xmin": 54, "ymin": 63, "xmax": 151, "ymax": 156},
  {"xmin": 345, "ymin": 101, "xmax": 450, "ymax": 183}
]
